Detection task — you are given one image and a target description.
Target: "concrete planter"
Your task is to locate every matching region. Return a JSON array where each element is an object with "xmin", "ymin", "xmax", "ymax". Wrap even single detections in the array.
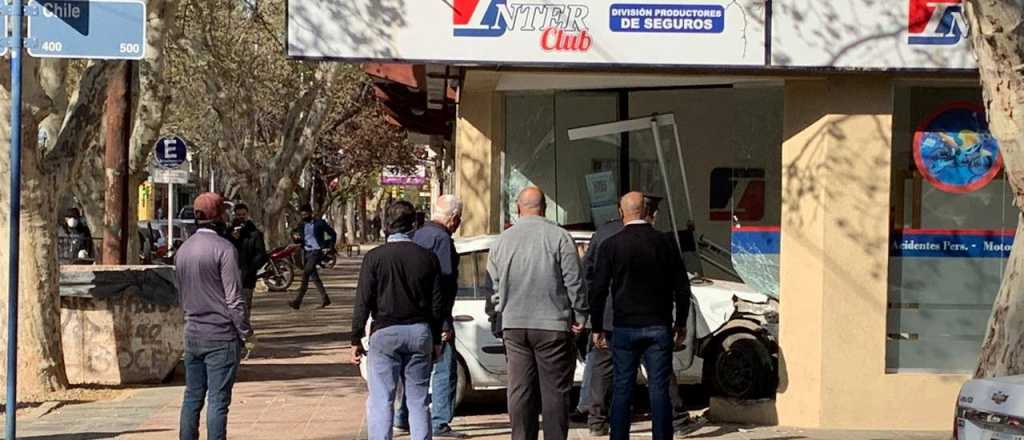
[{"xmin": 59, "ymin": 265, "xmax": 181, "ymax": 385}]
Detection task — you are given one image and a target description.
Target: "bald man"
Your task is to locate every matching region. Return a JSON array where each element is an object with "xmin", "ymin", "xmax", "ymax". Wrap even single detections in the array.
[
  {"xmin": 591, "ymin": 192, "xmax": 692, "ymax": 440},
  {"xmin": 487, "ymin": 187, "xmax": 587, "ymax": 440}
]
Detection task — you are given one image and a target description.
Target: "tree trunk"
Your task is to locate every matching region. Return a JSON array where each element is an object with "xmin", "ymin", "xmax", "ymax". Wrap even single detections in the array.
[
  {"xmin": 358, "ymin": 192, "xmax": 367, "ymax": 244},
  {"xmin": 345, "ymin": 198, "xmax": 356, "ymax": 245},
  {"xmin": 0, "ymin": 115, "xmax": 70, "ymax": 396},
  {"xmin": 102, "ymin": 62, "xmax": 131, "ymax": 265},
  {"xmin": 967, "ymin": 0, "xmax": 1024, "ymax": 378}
]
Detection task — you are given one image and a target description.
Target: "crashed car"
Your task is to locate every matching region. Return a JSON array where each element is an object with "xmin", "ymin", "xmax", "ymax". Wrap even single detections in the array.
[{"xmin": 359, "ymin": 229, "xmax": 780, "ymax": 407}]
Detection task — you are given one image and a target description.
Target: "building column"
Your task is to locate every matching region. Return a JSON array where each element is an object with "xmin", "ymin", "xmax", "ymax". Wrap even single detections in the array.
[
  {"xmin": 455, "ymin": 71, "xmax": 503, "ymax": 237},
  {"xmin": 776, "ymin": 77, "xmax": 900, "ymax": 428}
]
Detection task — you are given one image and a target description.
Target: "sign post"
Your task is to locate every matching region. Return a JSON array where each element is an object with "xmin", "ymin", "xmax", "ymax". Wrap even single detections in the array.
[
  {"xmin": 6, "ymin": 1, "xmax": 24, "ymax": 437},
  {"xmin": 154, "ymin": 136, "xmax": 188, "ymax": 251}
]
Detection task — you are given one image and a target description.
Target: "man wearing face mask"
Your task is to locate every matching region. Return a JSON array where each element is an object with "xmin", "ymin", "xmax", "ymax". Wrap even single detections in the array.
[
  {"xmin": 289, "ymin": 204, "xmax": 338, "ymax": 310},
  {"xmin": 228, "ymin": 203, "xmax": 268, "ymax": 328},
  {"xmin": 175, "ymin": 192, "xmax": 250, "ymax": 440},
  {"xmin": 59, "ymin": 208, "xmax": 94, "ymax": 263}
]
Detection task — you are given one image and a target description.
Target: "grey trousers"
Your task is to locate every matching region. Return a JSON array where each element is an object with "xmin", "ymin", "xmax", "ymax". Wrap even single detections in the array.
[
  {"xmin": 504, "ymin": 329, "xmax": 575, "ymax": 440},
  {"xmin": 241, "ymin": 288, "xmax": 254, "ymax": 329}
]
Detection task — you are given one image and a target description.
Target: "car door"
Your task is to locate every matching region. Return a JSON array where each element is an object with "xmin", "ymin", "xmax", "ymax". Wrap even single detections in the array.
[{"xmin": 451, "ymin": 250, "xmax": 508, "ymax": 380}]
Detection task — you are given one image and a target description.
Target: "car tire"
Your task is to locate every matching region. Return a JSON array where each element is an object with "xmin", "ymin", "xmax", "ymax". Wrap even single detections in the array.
[{"xmin": 702, "ymin": 332, "xmax": 775, "ymax": 399}]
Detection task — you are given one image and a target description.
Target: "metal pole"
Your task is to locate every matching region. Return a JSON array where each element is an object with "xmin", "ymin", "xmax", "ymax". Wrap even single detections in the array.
[
  {"xmin": 7, "ymin": 0, "xmax": 24, "ymax": 437},
  {"xmin": 167, "ymin": 183, "xmax": 173, "ymax": 252},
  {"xmin": 650, "ymin": 119, "xmax": 684, "ymax": 263}
]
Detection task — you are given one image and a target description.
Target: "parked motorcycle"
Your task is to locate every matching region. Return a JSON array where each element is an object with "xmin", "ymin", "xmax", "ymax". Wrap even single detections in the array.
[{"xmin": 259, "ymin": 244, "xmax": 298, "ymax": 291}]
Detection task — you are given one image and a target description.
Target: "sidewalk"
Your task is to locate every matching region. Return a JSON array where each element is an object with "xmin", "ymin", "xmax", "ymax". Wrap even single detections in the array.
[{"xmin": 3, "ymin": 252, "xmax": 950, "ymax": 440}]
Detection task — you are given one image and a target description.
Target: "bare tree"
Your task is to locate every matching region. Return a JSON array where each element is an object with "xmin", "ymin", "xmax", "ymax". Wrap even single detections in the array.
[{"xmin": 967, "ymin": 0, "xmax": 1024, "ymax": 378}]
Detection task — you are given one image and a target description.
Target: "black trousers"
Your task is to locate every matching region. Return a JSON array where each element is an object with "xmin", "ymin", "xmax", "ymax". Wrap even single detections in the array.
[
  {"xmin": 586, "ymin": 334, "xmax": 689, "ymax": 429},
  {"xmin": 294, "ymin": 249, "xmax": 329, "ymax": 304},
  {"xmin": 504, "ymin": 329, "xmax": 575, "ymax": 440}
]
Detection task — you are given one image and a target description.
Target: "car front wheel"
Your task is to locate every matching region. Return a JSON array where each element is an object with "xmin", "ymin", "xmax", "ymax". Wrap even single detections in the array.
[
  {"xmin": 455, "ymin": 356, "xmax": 469, "ymax": 409},
  {"xmin": 703, "ymin": 332, "xmax": 776, "ymax": 399}
]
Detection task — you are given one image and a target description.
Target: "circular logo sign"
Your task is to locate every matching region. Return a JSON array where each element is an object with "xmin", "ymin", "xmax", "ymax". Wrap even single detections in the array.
[
  {"xmin": 913, "ymin": 102, "xmax": 1003, "ymax": 194},
  {"xmin": 154, "ymin": 136, "xmax": 188, "ymax": 169}
]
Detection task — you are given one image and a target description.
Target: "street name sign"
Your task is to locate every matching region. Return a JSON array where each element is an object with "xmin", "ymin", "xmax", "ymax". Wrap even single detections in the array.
[
  {"xmin": 154, "ymin": 136, "xmax": 187, "ymax": 168},
  {"xmin": 27, "ymin": 0, "xmax": 146, "ymax": 60},
  {"xmin": 152, "ymin": 167, "xmax": 189, "ymax": 184}
]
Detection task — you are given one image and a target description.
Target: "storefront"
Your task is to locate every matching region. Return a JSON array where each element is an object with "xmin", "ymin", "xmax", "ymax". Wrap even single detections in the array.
[{"xmin": 289, "ymin": 0, "xmax": 1002, "ymax": 430}]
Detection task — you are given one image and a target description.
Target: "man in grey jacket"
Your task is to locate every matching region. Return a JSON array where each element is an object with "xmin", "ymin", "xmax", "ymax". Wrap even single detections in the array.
[{"xmin": 487, "ymin": 186, "xmax": 587, "ymax": 440}]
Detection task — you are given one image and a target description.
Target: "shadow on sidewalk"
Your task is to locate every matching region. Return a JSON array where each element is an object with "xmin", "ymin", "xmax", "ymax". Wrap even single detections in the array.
[
  {"xmin": 237, "ymin": 362, "xmax": 361, "ymax": 382},
  {"xmin": 15, "ymin": 429, "xmax": 171, "ymax": 439}
]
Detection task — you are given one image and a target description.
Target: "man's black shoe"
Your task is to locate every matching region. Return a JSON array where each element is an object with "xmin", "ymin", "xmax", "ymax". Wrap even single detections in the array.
[
  {"xmin": 319, "ymin": 299, "xmax": 332, "ymax": 308},
  {"xmin": 570, "ymin": 409, "xmax": 588, "ymax": 424},
  {"xmin": 589, "ymin": 424, "xmax": 609, "ymax": 436},
  {"xmin": 288, "ymin": 300, "xmax": 300, "ymax": 310},
  {"xmin": 432, "ymin": 423, "xmax": 468, "ymax": 437},
  {"xmin": 674, "ymin": 415, "xmax": 708, "ymax": 438}
]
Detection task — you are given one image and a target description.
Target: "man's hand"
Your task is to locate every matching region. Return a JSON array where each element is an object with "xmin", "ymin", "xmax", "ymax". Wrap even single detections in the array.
[
  {"xmin": 441, "ymin": 330, "xmax": 453, "ymax": 343},
  {"xmin": 570, "ymin": 322, "xmax": 584, "ymax": 335},
  {"xmin": 673, "ymin": 327, "xmax": 688, "ymax": 351},
  {"xmin": 592, "ymin": 331, "xmax": 609, "ymax": 350},
  {"xmin": 352, "ymin": 345, "xmax": 367, "ymax": 365},
  {"xmin": 433, "ymin": 345, "xmax": 443, "ymax": 363}
]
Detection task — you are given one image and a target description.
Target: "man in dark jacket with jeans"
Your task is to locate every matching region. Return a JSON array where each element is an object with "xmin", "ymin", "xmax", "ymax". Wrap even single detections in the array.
[
  {"xmin": 591, "ymin": 192, "xmax": 691, "ymax": 440},
  {"xmin": 229, "ymin": 203, "xmax": 267, "ymax": 327},
  {"xmin": 289, "ymin": 204, "xmax": 337, "ymax": 310},
  {"xmin": 352, "ymin": 200, "xmax": 444, "ymax": 440},
  {"xmin": 394, "ymin": 195, "xmax": 465, "ymax": 438},
  {"xmin": 176, "ymin": 193, "xmax": 250, "ymax": 440}
]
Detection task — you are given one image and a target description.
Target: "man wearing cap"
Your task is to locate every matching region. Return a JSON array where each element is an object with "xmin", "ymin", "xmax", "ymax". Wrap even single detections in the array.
[
  {"xmin": 289, "ymin": 203, "xmax": 338, "ymax": 310},
  {"xmin": 176, "ymin": 193, "xmax": 250, "ymax": 440}
]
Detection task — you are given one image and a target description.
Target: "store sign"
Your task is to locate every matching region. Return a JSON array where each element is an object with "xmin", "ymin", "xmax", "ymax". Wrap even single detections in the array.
[
  {"xmin": 913, "ymin": 102, "xmax": 1002, "ymax": 194},
  {"xmin": 381, "ymin": 165, "xmax": 427, "ymax": 186},
  {"xmin": 288, "ymin": 0, "xmax": 765, "ymax": 66},
  {"xmin": 908, "ymin": 0, "xmax": 967, "ymax": 46},
  {"xmin": 709, "ymin": 167, "xmax": 764, "ymax": 222},
  {"xmin": 771, "ymin": 0, "xmax": 974, "ymax": 69}
]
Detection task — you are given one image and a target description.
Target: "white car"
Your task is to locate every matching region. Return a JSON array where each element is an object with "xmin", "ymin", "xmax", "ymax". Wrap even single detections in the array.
[
  {"xmin": 361, "ymin": 231, "xmax": 780, "ymax": 407},
  {"xmin": 955, "ymin": 375, "xmax": 1024, "ymax": 440}
]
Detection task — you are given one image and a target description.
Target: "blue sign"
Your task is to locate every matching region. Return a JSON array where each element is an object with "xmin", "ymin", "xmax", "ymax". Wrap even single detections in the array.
[
  {"xmin": 154, "ymin": 136, "xmax": 187, "ymax": 169},
  {"xmin": 913, "ymin": 102, "xmax": 1002, "ymax": 193},
  {"xmin": 610, "ymin": 4, "xmax": 725, "ymax": 33},
  {"xmin": 0, "ymin": 11, "xmax": 7, "ymax": 57},
  {"xmin": 891, "ymin": 230, "xmax": 1013, "ymax": 259},
  {"xmin": 27, "ymin": 0, "xmax": 145, "ymax": 60}
]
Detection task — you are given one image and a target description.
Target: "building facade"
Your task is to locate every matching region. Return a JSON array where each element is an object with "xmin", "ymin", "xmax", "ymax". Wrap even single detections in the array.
[{"xmin": 290, "ymin": 0, "xmax": 1008, "ymax": 430}]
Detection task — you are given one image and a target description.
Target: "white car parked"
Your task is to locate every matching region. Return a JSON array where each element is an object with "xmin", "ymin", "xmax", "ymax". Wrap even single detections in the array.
[
  {"xmin": 359, "ymin": 230, "xmax": 780, "ymax": 407},
  {"xmin": 955, "ymin": 375, "xmax": 1024, "ymax": 440}
]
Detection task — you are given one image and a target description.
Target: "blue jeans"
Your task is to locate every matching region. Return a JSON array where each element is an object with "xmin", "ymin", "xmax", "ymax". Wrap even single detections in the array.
[
  {"xmin": 611, "ymin": 326, "xmax": 674, "ymax": 440},
  {"xmin": 577, "ymin": 349, "xmax": 594, "ymax": 413},
  {"xmin": 179, "ymin": 337, "xmax": 242, "ymax": 440},
  {"xmin": 395, "ymin": 340, "xmax": 457, "ymax": 431},
  {"xmin": 368, "ymin": 323, "xmax": 434, "ymax": 440}
]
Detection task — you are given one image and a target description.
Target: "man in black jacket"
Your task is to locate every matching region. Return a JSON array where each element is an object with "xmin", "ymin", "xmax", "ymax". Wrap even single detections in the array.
[
  {"xmin": 289, "ymin": 204, "xmax": 338, "ymax": 310},
  {"xmin": 591, "ymin": 192, "xmax": 691, "ymax": 440},
  {"xmin": 229, "ymin": 203, "xmax": 268, "ymax": 328},
  {"xmin": 352, "ymin": 200, "xmax": 444, "ymax": 440}
]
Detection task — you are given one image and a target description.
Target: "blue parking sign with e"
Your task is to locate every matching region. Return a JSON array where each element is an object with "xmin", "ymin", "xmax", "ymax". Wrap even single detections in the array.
[{"xmin": 155, "ymin": 136, "xmax": 187, "ymax": 168}]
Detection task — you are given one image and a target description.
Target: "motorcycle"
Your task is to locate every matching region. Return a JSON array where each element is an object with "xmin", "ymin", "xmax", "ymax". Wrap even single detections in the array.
[{"xmin": 259, "ymin": 244, "xmax": 298, "ymax": 291}]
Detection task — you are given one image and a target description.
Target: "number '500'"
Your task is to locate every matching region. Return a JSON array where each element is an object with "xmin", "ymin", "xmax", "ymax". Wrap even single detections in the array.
[{"xmin": 120, "ymin": 43, "xmax": 141, "ymax": 54}]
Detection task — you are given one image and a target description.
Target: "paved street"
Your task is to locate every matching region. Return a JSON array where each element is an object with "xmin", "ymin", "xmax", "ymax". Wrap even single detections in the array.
[{"xmin": 4, "ymin": 251, "xmax": 950, "ymax": 440}]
